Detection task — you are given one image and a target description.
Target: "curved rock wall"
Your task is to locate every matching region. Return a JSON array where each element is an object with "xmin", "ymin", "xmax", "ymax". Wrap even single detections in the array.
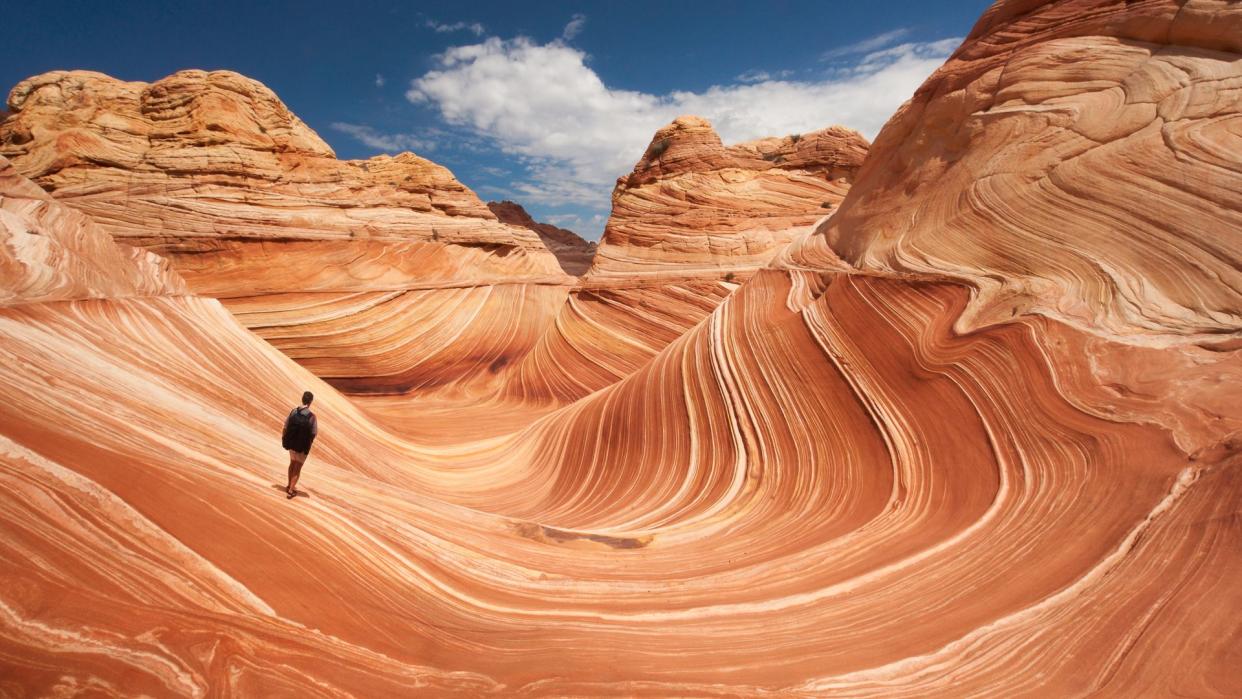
[
  {"xmin": 804, "ymin": 0, "xmax": 1242, "ymax": 344},
  {"xmin": 0, "ymin": 157, "xmax": 184, "ymax": 304},
  {"xmin": 0, "ymin": 0, "xmax": 1239, "ymax": 695},
  {"xmin": 0, "ymin": 69, "xmax": 575, "ymax": 394}
]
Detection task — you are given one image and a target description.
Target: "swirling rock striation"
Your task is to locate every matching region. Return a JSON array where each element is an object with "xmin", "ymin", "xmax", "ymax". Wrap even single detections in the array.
[
  {"xmin": 0, "ymin": 0, "xmax": 1240, "ymax": 695},
  {"xmin": 797, "ymin": 0, "xmax": 1242, "ymax": 344},
  {"xmin": 0, "ymin": 156, "xmax": 184, "ymax": 305},
  {"xmin": 474, "ymin": 116, "xmax": 870, "ymax": 405},
  {"xmin": 0, "ymin": 69, "xmax": 578, "ymax": 394}
]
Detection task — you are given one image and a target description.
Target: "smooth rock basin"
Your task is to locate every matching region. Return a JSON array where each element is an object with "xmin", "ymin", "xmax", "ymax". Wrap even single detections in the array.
[{"xmin": 0, "ymin": 0, "xmax": 1238, "ymax": 695}]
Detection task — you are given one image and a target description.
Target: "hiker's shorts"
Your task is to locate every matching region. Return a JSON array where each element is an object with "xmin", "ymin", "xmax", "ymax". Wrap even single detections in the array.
[{"xmin": 288, "ymin": 449, "xmax": 308, "ymax": 464}]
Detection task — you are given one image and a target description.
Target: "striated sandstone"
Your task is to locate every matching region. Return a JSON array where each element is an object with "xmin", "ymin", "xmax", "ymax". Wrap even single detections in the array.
[
  {"xmin": 468, "ymin": 117, "xmax": 871, "ymax": 405},
  {"xmin": 488, "ymin": 200, "xmax": 597, "ymax": 276},
  {"xmin": 0, "ymin": 267, "xmax": 1237, "ymax": 695},
  {"xmin": 0, "ymin": 69, "xmax": 568, "ymax": 293},
  {"xmin": 587, "ymin": 115, "xmax": 867, "ymax": 280},
  {"xmin": 795, "ymin": 0, "xmax": 1242, "ymax": 344},
  {"xmin": 1, "ymin": 69, "xmax": 576, "ymax": 394},
  {"xmin": 0, "ymin": 0, "xmax": 1239, "ymax": 695},
  {"xmin": 0, "ymin": 156, "xmax": 184, "ymax": 305}
]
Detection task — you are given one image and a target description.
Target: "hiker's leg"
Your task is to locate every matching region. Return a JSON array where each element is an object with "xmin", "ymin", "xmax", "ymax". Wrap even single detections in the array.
[{"xmin": 289, "ymin": 460, "xmax": 304, "ymax": 492}]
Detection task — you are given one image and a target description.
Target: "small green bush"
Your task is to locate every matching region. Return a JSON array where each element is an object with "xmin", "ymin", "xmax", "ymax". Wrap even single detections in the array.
[{"xmin": 648, "ymin": 138, "xmax": 671, "ymax": 159}]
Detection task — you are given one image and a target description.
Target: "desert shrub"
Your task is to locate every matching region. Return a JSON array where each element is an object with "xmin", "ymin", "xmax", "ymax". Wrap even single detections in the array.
[
  {"xmin": 649, "ymin": 138, "xmax": 671, "ymax": 159},
  {"xmin": 789, "ymin": 133, "xmax": 801, "ymax": 143}
]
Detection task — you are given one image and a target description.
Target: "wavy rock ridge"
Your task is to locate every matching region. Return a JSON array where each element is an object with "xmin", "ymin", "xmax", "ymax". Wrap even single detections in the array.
[
  {"xmin": 801, "ymin": 0, "xmax": 1242, "ymax": 344},
  {"xmin": 470, "ymin": 115, "xmax": 871, "ymax": 406},
  {"xmin": 0, "ymin": 0, "xmax": 1240, "ymax": 695},
  {"xmin": 0, "ymin": 69, "xmax": 583, "ymax": 395}
]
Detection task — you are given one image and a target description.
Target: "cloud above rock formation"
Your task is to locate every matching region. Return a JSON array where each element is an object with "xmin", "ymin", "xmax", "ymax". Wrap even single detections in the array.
[
  {"xmin": 329, "ymin": 122, "xmax": 437, "ymax": 153},
  {"xmin": 403, "ymin": 32, "xmax": 959, "ymax": 213},
  {"xmin": 819, "ymin": 27, "xmax": 913, "ymax": 60}
]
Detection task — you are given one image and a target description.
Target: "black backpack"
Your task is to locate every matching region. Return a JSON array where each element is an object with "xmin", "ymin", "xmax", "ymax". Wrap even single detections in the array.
[{"xmin": 282, "ymin": 407, "xmax": 313, "ymax": 451}]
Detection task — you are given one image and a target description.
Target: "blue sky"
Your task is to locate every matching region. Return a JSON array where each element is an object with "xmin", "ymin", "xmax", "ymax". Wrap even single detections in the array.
[{"xmin": 2, "ymin": 1, "xmax": 991, "ymax": 238}]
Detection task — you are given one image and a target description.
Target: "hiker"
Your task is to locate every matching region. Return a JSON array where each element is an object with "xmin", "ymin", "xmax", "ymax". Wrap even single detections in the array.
[{"xmin": 282, "ymin": 391, "xmax": 318, "ymax": 499}]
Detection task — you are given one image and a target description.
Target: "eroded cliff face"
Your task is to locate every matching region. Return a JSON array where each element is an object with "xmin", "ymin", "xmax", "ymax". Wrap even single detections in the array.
[
  {"xmin": 487, "ymin": 201, "xmax": 597, "ymax": 276},
  {"xmin": 588, "ymin": 115, "xmax": 868, "ymax": 279},
  {"xmin": 794, "ymin": 0, "xmax": 1242, "ymax": 344},
  {"xmin": 467, "ymin": 116, "xmax": 872, "ymax": 406},
  {"xmin": 0, "ymin": 0, "xmax": 1239, "ymax": 695},
  {"xmin": 0, "ymin": 70, "xmax": 566, "ymax": 292},
  {"xmin": 0, "ymin": 69, "xmax": 576, "ymax": 394}
]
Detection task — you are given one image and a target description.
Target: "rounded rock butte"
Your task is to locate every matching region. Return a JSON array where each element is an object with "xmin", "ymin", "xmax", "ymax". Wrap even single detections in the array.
[{"xmin": 0, "ymin": 0, "xmax": 1239, "ymax": 695}]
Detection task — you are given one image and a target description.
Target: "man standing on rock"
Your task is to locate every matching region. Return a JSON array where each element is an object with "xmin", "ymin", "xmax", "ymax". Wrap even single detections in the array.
[{"xmin": 282, "ymin": 391, "xmax": 318, "ymax": 499}]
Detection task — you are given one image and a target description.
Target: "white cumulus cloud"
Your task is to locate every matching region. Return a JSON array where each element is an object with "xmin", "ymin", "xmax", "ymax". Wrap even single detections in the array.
[{"xmin": 403, "ymin": 31, "xmax": 960, "ymax": 231}]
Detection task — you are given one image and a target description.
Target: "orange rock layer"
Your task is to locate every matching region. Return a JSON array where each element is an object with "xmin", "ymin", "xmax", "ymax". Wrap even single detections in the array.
[
  {"xmin": 472, "ymin": 116, "xmax": 870, "ymax": 405},
  {"xmin": 0, "ymin": 69, "xmax": 566, "ymax": 291},
  {"xmin": 0, "ymin": 0, "xmax": 1239, "ymax": 695},
  {"xmin": 801, "ymin": 0, "xmax": 1242, "ymax": 343},
  {"xmin": 1, "ymin": 70, "xmax": 868, "ymax": 398},
  {"xmin": 588, "ymin": 115, "xmax": 868, "ymax": 280},
  {"xmin": 0, "ymin": 158, "xmax": 184, "ymax": 305},
  {"xmin": 0, "ymin": 69, "xmax": 581, "ymax": 394}
]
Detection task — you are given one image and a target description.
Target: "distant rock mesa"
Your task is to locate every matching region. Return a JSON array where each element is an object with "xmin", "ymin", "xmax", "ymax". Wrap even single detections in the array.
[
  {"xmin": 588, "ymin": 115, "xmax": 868, "ymax": 280},
  {"xmin": 487, "ymin": 200, "xmax": 596, "ymax": 276}
]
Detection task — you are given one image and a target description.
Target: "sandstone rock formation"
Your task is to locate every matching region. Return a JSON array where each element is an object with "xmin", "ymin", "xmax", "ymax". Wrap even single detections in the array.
[
  {"xmin": 0, "ymin": 69, "xmax": 576, "ymax": 394},
  {"xmin": 0, "ymin": 71, "xmax": 866, "ymax": 398},
  {"xmin": 0, "ymin": 0, "xmax": 1240, "ymax": 695},
  {"xmin": 0, "ymin": 70, "xmax": 566, "ymax": 293},
  {"xmin": 472, "ymin": 116, "xmax": 871, "ymax": 404},
  {"xmin": 0, "ymin": 157, "xmax": 184, "ymax": 305},
  {"xmin": 588, "ymin": 115, "xmax": 868, "ymax": 280},
  {"xmin": 800, "ymin": 0, "xmax": 1242, "ymax": 344},
  {"xmin": 487, "ymin": 200, "xmax": 596, "ymax": 276}
]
